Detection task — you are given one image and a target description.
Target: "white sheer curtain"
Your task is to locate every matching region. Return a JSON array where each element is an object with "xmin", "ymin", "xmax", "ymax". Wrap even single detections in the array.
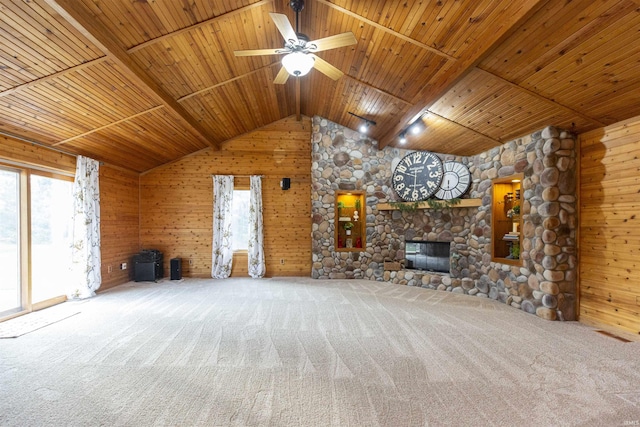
[
  {"xmin": 248, "ymin": 175, "xmax": 265, "ymax": 278},
  {"xmin": 69, "ymin": 155, "xmax": 101, "ymax": 299},
  {"xmin": 212, "ymin": 175, "xmax": 234, "ymax": 279}
]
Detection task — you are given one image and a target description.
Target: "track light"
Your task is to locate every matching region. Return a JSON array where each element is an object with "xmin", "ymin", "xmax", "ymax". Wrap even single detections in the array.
[
  {"xmin": 409, "ymin": 121, "xmax": 423, "ymax": 135},
  {"xmin": 348, "ymin": 111, "xmax": 376, "ymax": 134},
  {"xmin": 397, "ymin": 114, "xmax": 427, "ymax": 144}
]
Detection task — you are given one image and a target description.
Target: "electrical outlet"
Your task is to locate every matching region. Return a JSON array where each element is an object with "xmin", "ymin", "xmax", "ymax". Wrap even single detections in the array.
[
  {"xmin": 120, "ymin": 263, "xmax": 127, "ymax": 270},
  {"xmin": 107, "ymin": 265, "xmax": 113, "ymax": 273},
  {"xmin": 280, "ymin": 258, "xmax": 285, "ymax": 265}
]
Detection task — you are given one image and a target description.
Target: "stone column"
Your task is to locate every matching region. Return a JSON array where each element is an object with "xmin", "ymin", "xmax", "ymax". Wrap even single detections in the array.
[{"xmin": 524, "ymin": 126, "xmax": 577, "ymax": 321}]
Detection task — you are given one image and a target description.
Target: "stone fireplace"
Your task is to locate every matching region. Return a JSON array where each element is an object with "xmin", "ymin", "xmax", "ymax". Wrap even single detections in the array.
[{"xmin": 311, "ymin": 116, "xmax": 577, "ymax": 321}]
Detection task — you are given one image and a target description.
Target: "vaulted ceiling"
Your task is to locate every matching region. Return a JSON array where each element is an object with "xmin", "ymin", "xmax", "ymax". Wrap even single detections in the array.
[{"xmin": 1, "ymin": 0, "xmax": 639, "ymax": 172}]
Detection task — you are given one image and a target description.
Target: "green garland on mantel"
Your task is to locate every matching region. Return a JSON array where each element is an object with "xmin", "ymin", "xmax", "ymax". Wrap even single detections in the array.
[
  {"xmin": 388, "ymin": 201, "xmax": 421, "ymax": 212},
  {"xmin": 389, "ymin": 198, "xmax": 462, "ymax": 212},
  {"xmin": 426, "ymin": 197, "xmax": 462, "ymax": 209}
]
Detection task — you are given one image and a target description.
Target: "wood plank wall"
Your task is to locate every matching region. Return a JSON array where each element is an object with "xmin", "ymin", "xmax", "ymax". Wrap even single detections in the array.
[
  {"xmin": 0, "ymin": 136, "xmax": 76, "ymax": 173},
  {"xmin": 100, "ymin": 165, "xmax": 140, "ymax": 290},
  {"xmin": 579, "ymin": 115, "xmax": 640, "ymax": 338},
  {"xmin": 139, "ymin": 115, "xmax": 312, "ymax": 278},
  {"xmin": 0, "ymin": 135, "xmax": 140, "ymax": 292}
]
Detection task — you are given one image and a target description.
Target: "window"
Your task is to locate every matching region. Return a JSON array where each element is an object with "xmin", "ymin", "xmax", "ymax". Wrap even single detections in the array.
[
  {"xmin": 231, "ymin": 190, "xmax": 250, "ymax": 251},
  {"xmin": 0, "ymin": 167, "xmax": 20, "ymax": 315}
]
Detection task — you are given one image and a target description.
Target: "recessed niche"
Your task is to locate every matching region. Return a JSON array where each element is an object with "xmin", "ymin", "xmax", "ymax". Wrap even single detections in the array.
[
  {"xmin": 335, "ymin": 191, "xmax": 366, "ymax": 252},
  {"xmin": 491, "ymin": 174, "xmax": 523, "ymax": 264}
]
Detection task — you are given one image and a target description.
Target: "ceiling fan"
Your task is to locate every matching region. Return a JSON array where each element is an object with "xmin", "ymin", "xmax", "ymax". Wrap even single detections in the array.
[{"xmin": 234, "ymin": 0, "xmax": 357, "ymax": 84}]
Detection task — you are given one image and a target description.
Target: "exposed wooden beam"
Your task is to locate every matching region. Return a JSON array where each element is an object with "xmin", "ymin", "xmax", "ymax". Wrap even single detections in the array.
[
  {"xmin": 127, "ymin": 0, "xmax": 273, "ymax": 54},
  {"xmin": 0, "ymin": 57, "xmax": 108, "ymax": 99},
  {"xmin": 423, "ymin": 110, "xmax": 501, "ymax": 145},
  {"xmin": 43, "ymin": 0, "xmax": 219, "ymax": 149},
  {"xmin": 343, "ymin": 75, "xmax": 412, "ymax": 107},
  {"xmin": 53, "ymin": 106, "xmax": 165, "ymax": 146},
  {"xmin": 315, "ymin": 0, "xmax": 457, "ymax": 62},
  {"xmin": 177, "ymin": 62, "xmax": 280, "ymax": 102},
  {"xmin": 378, "ymin": 0, "xmax": 549, "ymax": 148}
]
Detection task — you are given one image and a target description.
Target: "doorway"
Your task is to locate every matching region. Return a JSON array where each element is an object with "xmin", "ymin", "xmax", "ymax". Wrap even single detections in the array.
[
  {"xmin": 30, "ymin": 173, "xmax": 73, "ymax": 305},
  {"xmin": 0, "ymin": 165, "xmax": 74, "ymax": 320}
]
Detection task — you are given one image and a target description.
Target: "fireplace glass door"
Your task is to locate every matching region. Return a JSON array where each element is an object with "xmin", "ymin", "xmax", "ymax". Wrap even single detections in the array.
[{"xmin": 405, "ymin": 241, "xmax": 450, "ymax": 273}]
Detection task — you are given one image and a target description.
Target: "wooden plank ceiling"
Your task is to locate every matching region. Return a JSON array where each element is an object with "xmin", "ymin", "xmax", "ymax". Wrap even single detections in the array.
[{"xmin": 1, "ymin": 0, "xmax": 639, "ymax": 172}]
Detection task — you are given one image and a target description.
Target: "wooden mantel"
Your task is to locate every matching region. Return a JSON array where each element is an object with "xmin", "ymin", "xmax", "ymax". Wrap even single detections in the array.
[{"xmin": 376, "ymin": 199, "xmax": 482, "ymax": 211}]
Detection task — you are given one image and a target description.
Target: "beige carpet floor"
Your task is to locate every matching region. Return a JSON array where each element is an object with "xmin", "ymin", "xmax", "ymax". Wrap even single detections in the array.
[
  {"xmin": 0, "ymin": 277, "xmax": 638, "ymax": 426},
  {"xmin": 0, "ymin": 304, "xmax": 81, "ymax": 338}
]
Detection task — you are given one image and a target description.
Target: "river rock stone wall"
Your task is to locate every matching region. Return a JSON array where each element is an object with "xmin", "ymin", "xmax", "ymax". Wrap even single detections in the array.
[{"xmin": 311, "ymin": 116, "xmax": 577, "ymax": 321}]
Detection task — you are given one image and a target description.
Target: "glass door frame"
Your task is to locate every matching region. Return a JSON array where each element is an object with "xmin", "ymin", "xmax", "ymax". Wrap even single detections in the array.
[
  {"xmin": 0, "ymin": 161, "xmax": 74, "ymax": 322},
  {"xmin": 0, "ymin": 164, "xmax": 30, "ymax": 321},
  {"xmin": 30, "ymin": 170, "xmax": 74, "ymax": 310}
]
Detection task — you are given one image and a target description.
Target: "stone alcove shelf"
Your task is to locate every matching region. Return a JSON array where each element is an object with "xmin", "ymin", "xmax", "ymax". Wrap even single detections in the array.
[{"xmin": 376, "ymin": 199, "xmax": 482, "ymax": 210}]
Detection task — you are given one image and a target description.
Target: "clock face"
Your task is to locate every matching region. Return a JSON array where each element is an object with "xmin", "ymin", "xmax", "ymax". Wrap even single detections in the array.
[
  {"xmin": 434, "ymin": 161, "xmax": 471, "ymax": 200},
  {"xmin": 392, "ymin": 151, "xmax": 444, "ymax": 201}
]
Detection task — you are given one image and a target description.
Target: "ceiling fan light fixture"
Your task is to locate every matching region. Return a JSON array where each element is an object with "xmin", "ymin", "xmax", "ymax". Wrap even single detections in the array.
[
  {"xmin": 282, "ymin": 52, "xmax": 314, "ymax": 77},
  {"xmin": 399, "ymin": 132, "xmax": 407, "ymax": 144},
  {"xmin": 359, "ymin": 122, "xmax": 369, "ymax": 133}
]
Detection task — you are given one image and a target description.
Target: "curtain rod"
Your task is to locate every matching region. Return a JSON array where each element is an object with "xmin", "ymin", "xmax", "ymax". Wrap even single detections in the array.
[
  {"xmin": 0, "ymin": 130, "xmax": 78, "ymax": 158},
  {"xmin": 215, "ymin": 174, "xmax": 265, "ymax": 178}
]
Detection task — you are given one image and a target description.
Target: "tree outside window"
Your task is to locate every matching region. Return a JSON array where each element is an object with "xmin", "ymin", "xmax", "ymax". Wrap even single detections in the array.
[{"xmin": 231, "ymin": 190, "xmax": 250, "ymax": 251}]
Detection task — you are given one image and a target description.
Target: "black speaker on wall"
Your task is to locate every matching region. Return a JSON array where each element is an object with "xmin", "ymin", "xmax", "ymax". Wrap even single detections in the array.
[
  {"xmin": 170, "ymin": 258, "xmax": 182, "ymax": 280},
  {"xmin": 280, "ymin": 177, "xmax": 290, "ymax": 190}
]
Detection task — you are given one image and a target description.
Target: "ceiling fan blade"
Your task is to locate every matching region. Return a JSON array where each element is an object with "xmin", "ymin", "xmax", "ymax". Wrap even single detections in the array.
[
  {"xmin": 273, "ymin": 66, "xmax": 290, "ymax": 84},
  {"xmin": 310, "ymin": 54, "xmax": 344, "ymax": 80},
  {"xmin": 269, "ymin": 13, "xmax": 298, "ymax": 44},
  {"xmin": 307, "ymin": 32, "xmax": 357, "ymax": 52},
  {"xmin": 234, "ymin": 48, "xmax": 283, "ymax": 57}
]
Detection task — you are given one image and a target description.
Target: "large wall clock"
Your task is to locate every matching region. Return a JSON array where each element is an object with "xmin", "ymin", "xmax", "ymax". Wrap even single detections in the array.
[
  {"xmin": 392, "ymin": 151, "xmax": 444, "ymax": 201},
  {"xmin": 434, "ymin": 161, "xmax": 471, "ymax": 200}
]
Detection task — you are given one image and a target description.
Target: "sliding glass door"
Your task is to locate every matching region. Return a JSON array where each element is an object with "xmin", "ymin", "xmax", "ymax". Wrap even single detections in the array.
[
  {"xmin": 0, "ymin": 168, "xmax": 21, "ymax": 315},
  {"xmin": 0, "ymin": 165, "xmax": 74, "ymax": 319},
  {"xmin": 30, "ymin": 174, "xmax": 73, "ymax": 305}
]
